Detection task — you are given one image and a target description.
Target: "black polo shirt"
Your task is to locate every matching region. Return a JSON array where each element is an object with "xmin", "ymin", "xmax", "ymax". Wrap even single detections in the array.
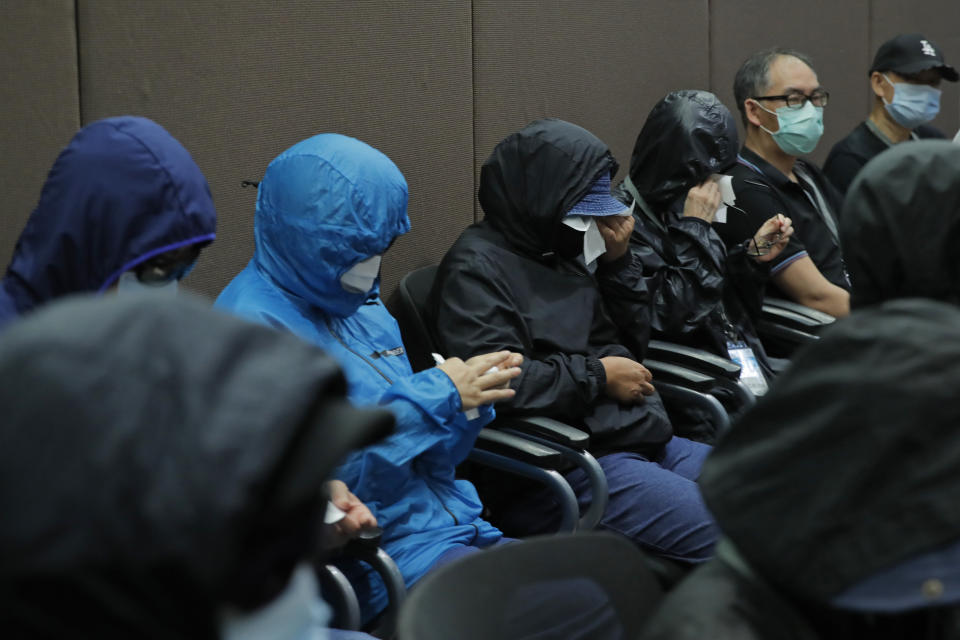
[
  {"xmin": 715, "ymin": 147, "xmax": 849, "ymax": 292},
  {"xmin": 824, "ymin": 121, "xmax": 944, "ymax": 196}
]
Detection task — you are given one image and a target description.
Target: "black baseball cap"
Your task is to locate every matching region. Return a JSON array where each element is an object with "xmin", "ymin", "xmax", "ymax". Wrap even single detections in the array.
[{"xmin": 870, "ymin": 34, "xmax": 959, "ymax": 81}]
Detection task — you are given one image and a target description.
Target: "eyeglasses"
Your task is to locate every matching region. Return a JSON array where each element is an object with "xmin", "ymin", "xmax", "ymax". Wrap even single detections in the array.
[
  {"xmin": 751, "ymin": 90, "xmax": 830, "ymax": 110},
  {"xmin": 745, "ymin": 232, "xmax": 783, "ymax": 257}
]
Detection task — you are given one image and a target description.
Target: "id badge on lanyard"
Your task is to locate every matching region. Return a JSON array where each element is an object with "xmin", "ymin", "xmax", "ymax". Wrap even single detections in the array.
[{"xmin": 726, "ymin": 341, "xmax": 768, "ymax": 396}]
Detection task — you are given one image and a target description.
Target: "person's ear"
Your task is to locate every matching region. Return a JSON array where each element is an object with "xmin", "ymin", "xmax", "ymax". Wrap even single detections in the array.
[
  {"xmin": 744, "ymin": 99, "xmax": 765, "ymax": 128},
  {"xmin": 870, "ymin": 71, "xmax": 888, "ymax": 100}
]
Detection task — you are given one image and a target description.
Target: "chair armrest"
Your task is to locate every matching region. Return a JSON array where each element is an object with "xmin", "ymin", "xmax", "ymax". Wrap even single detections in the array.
[
  {"xmin": 761, "ymin": 303, "xmax": 834, "ymax": 334},
  {"xmin": 499, "ymin": 422, "xmax": 608, "ymax": 531},
  {"xmin": 473, "ymin": 429, "xmax": 565, "ymax": 468},
  {"xmin": 644, "ymin": 360, "xmax": 717, "ymax": 393},
  {"xmin": 764, "ymin": 297, "xmax": 837, "ymax": 326},
  {"xmin": 657, "ymin": 381, "xmax": 731, "ymax": 437},
  {"xmin": 468, "ymin": 434, "xmax": 580, "ymax": 533},
  {"xmin": 646, "ymin": 340, "xmax": 741, "ymax": 381},
  {"xmin": 757, "ymin": 319, "xmax": 819, "ymax": 345},
  {"xmin": 496, "ymin": 416, "xmax": 590, "ymax": 449}
]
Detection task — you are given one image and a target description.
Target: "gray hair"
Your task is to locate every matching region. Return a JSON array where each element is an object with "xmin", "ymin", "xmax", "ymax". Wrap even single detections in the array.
[{"xmin": 733, "ymin": 48, "xmax": 816, "ymax": 126}]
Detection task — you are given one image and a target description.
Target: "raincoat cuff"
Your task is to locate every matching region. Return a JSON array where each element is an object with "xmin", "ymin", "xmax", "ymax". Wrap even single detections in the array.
[
  {"xmin": 598, "ymin": 250, "xmax": 632, "ymax": 274},
  {"xmin": 586, "ymin": 357, "xmax": 607, "ymax": 389}
]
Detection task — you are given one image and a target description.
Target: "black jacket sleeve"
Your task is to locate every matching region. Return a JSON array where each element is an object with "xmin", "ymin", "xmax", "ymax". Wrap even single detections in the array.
[
  {"xmin": 602, "ymin": 214, "xmax": 728, "ymax": 350},
  {"xmin": 431, "ymin": 253, "xmax": 610, "ymax": 420}
]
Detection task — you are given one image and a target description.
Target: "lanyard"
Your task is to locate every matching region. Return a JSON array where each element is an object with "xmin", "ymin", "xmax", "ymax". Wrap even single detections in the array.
[{"xmin": 622, "ymin": 176, "xmax": 667, "ymax": 233}]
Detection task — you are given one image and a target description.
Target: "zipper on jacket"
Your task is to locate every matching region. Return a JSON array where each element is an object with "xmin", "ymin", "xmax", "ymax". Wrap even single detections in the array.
[{"xmin": 323, "ymin": 318, "xmax": 393, "ymax": 384}]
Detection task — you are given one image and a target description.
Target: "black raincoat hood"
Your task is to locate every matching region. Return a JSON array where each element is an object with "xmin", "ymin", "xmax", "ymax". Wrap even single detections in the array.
[
  {"xmin": 701, "ymin": 298, "xmax": 960, "ymax": 605},
  {"xmin": 625, "ymin": 90, "xmax": 739, "ymax": 208},
  {"xmin": 478, "ymin": 118, "xmax": 618, "ymax": 256},
  {"xmin": 841, "ymin": 140, "xmax": 960, "ymax": 309},
  {"xmin": 0, "ymin": 294, "xmax": 392, "ymax": 637}
]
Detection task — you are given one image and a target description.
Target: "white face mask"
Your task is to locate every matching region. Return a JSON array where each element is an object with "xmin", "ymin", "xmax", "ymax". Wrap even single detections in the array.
[
  {"xmin": 561, "ymin": 216, "xmax": 607, "ymax": 268},
  {"xmin": 219, "ymin": 563, "xmax": 330, "ymax": 640},
  {"xmin": 116, "ymin": 270, "xmax": 179, "ymax": 297},
  {"xmin": 340, "ymin": 255, "xmax": 383, "ymax": 294}
]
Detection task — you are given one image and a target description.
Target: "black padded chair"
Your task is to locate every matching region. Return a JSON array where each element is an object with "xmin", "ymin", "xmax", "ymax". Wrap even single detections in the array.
[
  {"xmin": 318, "ymin": 528, "xmax": 407, "ymax": 638},
  {"xmin": 396, "ymin": 532, "xmax": 664, "ymax": 640},
  {"xmin": 758, "ymin": 297, "xmax": 836, "ymax": 358}
]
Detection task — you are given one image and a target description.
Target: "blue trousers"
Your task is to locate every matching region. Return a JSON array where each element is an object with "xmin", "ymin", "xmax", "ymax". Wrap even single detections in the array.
[{"xmin": 505, "ymin": 436, "xmax": 718, "ymax": 563}]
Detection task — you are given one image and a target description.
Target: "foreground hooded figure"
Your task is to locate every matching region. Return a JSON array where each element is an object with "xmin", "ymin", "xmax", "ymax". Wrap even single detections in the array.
[
  {"xmin": 840, "ymin": 140, "xmax": 960, "ymax": 309},
  {"xmin": 640, "ymin": 298, "xmax": 960, "ymax": 640},
  {"xmin": 611, "ymin": 90, "xmax": 793, "ymax": 391},
  {"xmin": 0, "ymin": 294, "xmax": 393, "ymax": 638},
  {"xmin": 215, "ymin": 134, "xmax": 522, "ymax": 622},
  {"xmin": 0, "ymin": 116, "xmax": 216, "ymax": 328},
  {"xmin": 429, "ymin": 118, "xmax": 718, "ymax": 563}
]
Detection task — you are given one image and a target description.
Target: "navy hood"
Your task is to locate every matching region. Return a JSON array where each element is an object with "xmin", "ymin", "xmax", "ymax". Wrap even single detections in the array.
[
  {"xmin": 478, "ymin": 118, "xmax": 619, "ymax": 257},
  {"xmin": 624, "ymin": 90, "xmax": 739, "ymax": 208},
  {"xmin": 1, "ymin": 116, "xmax": 216, "ymax": 319},
  {"xmin": 841, "ymin": 140, "xmax": 960, "ymax": 309},
  {"xmin": 253, "ymin": 133, "xmax": 410, "ymax": 318}
]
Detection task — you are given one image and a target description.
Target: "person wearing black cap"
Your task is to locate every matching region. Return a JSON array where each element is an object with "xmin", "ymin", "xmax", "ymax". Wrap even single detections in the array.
[
  {"xmin": 824, "ymin": 34, "xmax": 958, "ymax": 196},
  {"xmin": 639, "ymin": 298, "xmax": 960, "ymax": 639}
]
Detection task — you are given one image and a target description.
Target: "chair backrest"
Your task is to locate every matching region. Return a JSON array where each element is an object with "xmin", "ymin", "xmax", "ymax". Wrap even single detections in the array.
[
  {"xmin": 389, "ymin": 265, "xmax": 440, "ymax": 373},
  {"xmin": 396, "ymin": 532, "xmax": 664, "ymax": 640}
]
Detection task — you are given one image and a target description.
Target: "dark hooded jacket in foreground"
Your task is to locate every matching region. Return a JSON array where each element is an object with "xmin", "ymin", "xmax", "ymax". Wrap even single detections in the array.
[
  {"xmin": 841, "ymin": 140, "xmax": 960, "ymax": 309},
  {"xmin": 611, "ymin": 90, "xmax": 773, "ymax": 377},
  {"xmin": 0, "ymin": 116, "xmax": 216, "ymax": 328},
  {"xmin": 0, "ymin": 295, "xmax": 392, "ymax": 638},
  {"xmin": 641, "ymin": 298, "xmax": 960, "ymax": 639},
  {"xmin": 429, "ymin": 118, "xmax": 671, "ymax": 455}
]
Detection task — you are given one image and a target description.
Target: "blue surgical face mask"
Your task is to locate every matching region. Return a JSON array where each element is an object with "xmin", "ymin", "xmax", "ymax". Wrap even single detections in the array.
[
  {"xmin": 882, "ymin": 74, "xmax": 942, "ymax": 129},
  {"xmin": 757, "ymin": 101, "xmax": 825, "ymax": 156}
]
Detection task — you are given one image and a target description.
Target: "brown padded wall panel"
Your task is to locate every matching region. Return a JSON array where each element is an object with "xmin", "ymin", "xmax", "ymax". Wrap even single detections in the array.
[
  {"xmin": 870, "ymin": 0, "xmax": 960, "ymax": 143},
  {"xmin": 472, "ymin": 0, "xmax": 710, "ymax": 218},
  {"xmin": 709, "ymin": 1, "xmax": 870, "ymax": 167},
  {"xmin": 77, "ymin": 0, "xmax": 473, "ymax": 300},
  {"xmin": 0, "ymin": 0, "xmax": 80, "ymax": 267}
]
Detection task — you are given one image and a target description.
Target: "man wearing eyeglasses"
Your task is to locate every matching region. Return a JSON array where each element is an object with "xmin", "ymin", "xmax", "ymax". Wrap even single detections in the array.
[
  {"xmin": 717, "ymin": 48, "xmax": 850, "ymax": 319},
  {"xmin": 824, "ymin": 34, "xmax": 957, "ymax": 197}
]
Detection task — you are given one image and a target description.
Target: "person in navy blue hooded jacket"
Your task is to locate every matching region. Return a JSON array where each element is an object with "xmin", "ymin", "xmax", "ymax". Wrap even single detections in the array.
[
  {"xmin": 0, "ymin": 116, "xmax": 216, "ymax": 328},
  {"xmin": 215, "ymin": 133, "xmax": 523, "ymax": 623}
]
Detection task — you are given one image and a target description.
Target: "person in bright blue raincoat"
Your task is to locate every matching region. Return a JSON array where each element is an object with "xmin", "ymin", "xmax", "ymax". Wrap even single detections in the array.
[
  {"xmin": 215, "ymin": 133, "xmax": 522, "ymax": 622},
  {"xmin": 0, "ymin": 116, "xmax": 216, "ymax": 328}
]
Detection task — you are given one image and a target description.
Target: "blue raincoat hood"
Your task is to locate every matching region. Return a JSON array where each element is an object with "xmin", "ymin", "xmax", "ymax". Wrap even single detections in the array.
[
  {"xmin": 253, "ymin": 133, "xmax": 410, "ymax": 317},
  {"xmin": 0, "ymin": 116, "xmax": 216, "ymax": 322}
]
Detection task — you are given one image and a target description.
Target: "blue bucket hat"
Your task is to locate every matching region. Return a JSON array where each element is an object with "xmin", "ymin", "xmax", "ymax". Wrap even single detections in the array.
[{"xmin": 566, "ymin": 173, "xmax": 630, "ymax": 217}]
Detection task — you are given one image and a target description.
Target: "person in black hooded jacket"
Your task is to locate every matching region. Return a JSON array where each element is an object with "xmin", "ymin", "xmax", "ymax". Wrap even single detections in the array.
[
  {"xmin": 428, "ymin": 118, "xmax": 718, "ymax": 565},
  {"xmin": 639, "ymin": 298, "xmax": 960, "ymax": 640},
  {"xmin": 840, "ymin": 139, "xmax": 960, "ymax": 309},
  {"xmin": 610, "ymin": 90, "xmax": 794, "ymax": 389},
  {"xmin": 0, "ymin": 294, "xmax": 392, "ymax": 639}
]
